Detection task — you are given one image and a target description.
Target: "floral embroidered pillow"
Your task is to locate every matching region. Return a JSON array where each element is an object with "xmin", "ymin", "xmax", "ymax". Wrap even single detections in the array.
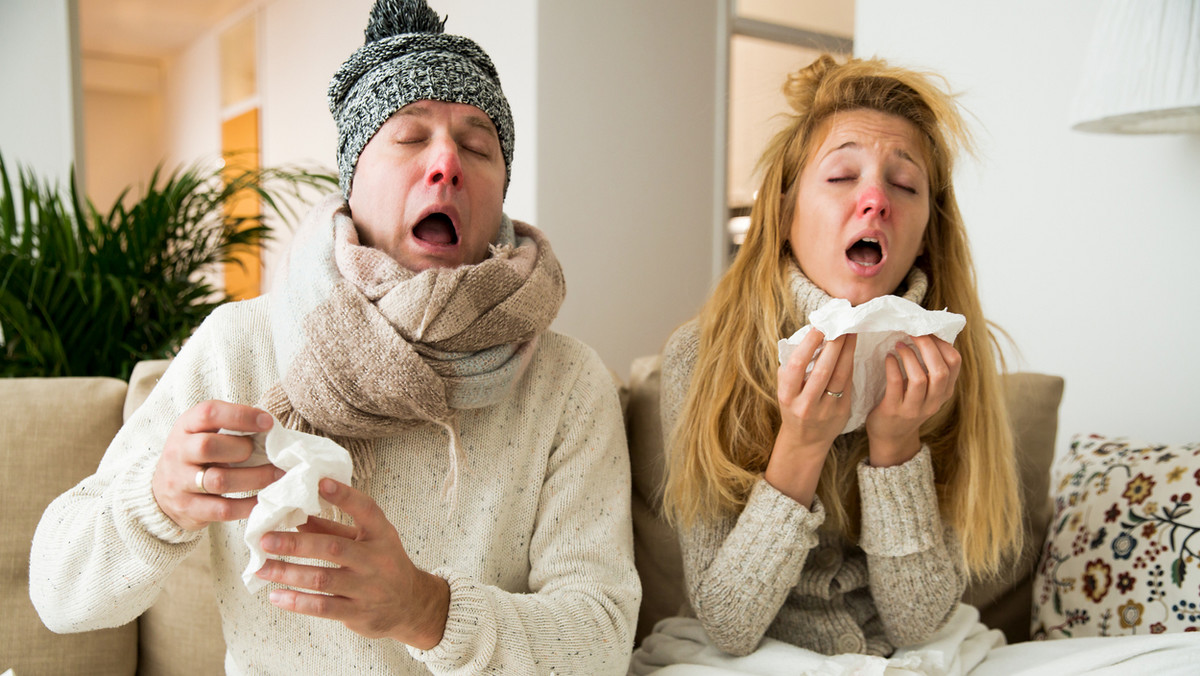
[{"xmin": 1032, "ymin": 434, "xmax": 1200, "ymax": 638}]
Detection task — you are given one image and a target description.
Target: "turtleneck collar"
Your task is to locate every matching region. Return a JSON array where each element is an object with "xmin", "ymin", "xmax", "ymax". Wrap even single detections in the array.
[{"xmin": 784, "ymin": 257, "xmax": 929, "ymax": 326}]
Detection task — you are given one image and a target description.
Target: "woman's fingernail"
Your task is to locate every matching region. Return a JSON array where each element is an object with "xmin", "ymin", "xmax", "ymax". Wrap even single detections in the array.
[
  {"xmin": 274, "ymin": 468, "xmax": 285, "ymax": 481},
  {"xmin": 257, "ymin": 413, "xmax": 273, "ymax": 430}
]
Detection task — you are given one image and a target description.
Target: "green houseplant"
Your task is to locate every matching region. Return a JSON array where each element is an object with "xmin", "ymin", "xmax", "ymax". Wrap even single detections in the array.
[{"xmin": 0, "ymin": 153, "xmax": 336, "ymax": 379}]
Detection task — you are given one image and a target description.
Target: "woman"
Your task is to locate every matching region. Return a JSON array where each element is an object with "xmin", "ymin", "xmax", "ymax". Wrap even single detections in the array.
[{"xmin": 656, "ymin": 55, "xmax": 1020, "ymax": 660}]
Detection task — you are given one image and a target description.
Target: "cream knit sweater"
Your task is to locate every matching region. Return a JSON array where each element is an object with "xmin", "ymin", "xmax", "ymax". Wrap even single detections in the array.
[
  {"xmin": 30, "ymin": 296, "xmax": 640, "ymax": 675},
  {"xmin": 659, "ymin": 273, "xmax": 965, "ymax": 658}
]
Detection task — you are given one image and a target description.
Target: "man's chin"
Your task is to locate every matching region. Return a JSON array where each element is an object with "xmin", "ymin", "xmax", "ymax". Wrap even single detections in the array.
[
  {"xmin": 398, "ymin": 251, "xmax": 475, "ymax": 273},
  {"xmin": 381, "ymin": 238, "xmax": 496, "ymax": 272}
]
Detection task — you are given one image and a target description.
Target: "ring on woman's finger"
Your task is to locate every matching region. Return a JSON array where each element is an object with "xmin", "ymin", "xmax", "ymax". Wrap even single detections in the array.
[
  {"xmin": 195, "ymin": 467, "xmax": 210, "ymax": 494},
  {"xmin": 824, "ymin": 390, "xmax": 844, "ymax": 398}
]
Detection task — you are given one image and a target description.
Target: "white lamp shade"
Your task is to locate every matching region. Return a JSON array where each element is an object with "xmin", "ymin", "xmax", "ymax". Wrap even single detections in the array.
[{"xmin": 1071, "ymin": 0, "xmax": 1200, "ymax": 134}]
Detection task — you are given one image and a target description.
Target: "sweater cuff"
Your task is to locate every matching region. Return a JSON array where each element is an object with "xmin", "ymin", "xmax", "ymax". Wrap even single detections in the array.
[
  {"xmin": 740, "ymin": 479, "xmax": 826, "ymax": 554},
  {"xmin": 113, "ymin": 454, "xmax": 201, "ymax": 547},
  {"xmin": 857, "ymin": 446, "xmax": 941, "ymax": 557},
  {"xmin": 408, "ymin": 568, "xmax": 496, "ymax": 673}
]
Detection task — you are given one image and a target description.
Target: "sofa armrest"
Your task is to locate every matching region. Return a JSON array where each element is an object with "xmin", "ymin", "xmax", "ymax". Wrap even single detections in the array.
[{"xmin": 124, "ymin": 359, "xmax": 171, "ymax": 422}]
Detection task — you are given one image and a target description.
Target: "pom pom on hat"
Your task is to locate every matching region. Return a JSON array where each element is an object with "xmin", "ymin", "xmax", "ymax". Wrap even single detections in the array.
[
  {"xmin": 329, "ymin": 0, "xmax": 514, "ymax": 197},
  {"xmin": 364, "ymin": 0, "xmax": 446, "ymax": 42}
]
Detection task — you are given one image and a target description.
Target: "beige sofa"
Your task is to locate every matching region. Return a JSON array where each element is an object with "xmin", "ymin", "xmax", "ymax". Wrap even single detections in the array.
[
  {"xmin": 2, "ymin": 361, "xmax": 222, "ymax": 676},
  {"xmin": 1, "ymin": 358, "xmax": 1064, "ymax": 675}
]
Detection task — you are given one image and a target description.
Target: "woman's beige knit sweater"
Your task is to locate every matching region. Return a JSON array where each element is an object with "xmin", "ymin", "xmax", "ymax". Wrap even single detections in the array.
[
  {"xmin": 30, "ymin": 296, "xmax": 640, "ymax": 675},
  {"xmin": 659, "ymin": 271, "xmax": 965, "ymax": 658}
]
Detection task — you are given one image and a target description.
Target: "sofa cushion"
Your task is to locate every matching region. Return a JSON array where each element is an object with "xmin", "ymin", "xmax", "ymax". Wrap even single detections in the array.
[
  {"xmin": 963, "ymin": 371, "xmax": 1064, "ymax": 644},
  {"xmin": 137, "ymin": 533, "xmax": 225, "ymax": 676},
  {"xmin": 626, "ymin": 355, "xmax": 685, "ymax": 644},
  {"xmin": 1, "ymin": 377, "xmax": 138, "ymax": 676},
  {"xmin": 122, "ymin": 360, "xmax": 227, "ymax": 676},
  {"xmin": 624, "ymin": 361, "xmax": 1063, "ymax": 646},
  {"xmin": 1032, "ymin": 434, "xmax": 1200, "ymax": 638}
]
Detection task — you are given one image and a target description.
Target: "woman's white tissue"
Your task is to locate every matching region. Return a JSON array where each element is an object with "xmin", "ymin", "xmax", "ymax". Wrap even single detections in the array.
[
  {"xmin": 778, "ymin": 296, "xmax": 965, "ymax": 434},
  {"xmin": 220, "ymin": 417, "xmax": 353, "ymax": 593}
]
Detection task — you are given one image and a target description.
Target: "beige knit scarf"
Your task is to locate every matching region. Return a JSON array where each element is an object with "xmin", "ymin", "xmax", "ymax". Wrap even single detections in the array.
[{"xmin": 261, "ymin": 195, "xmax": 565, "ymax": 506}]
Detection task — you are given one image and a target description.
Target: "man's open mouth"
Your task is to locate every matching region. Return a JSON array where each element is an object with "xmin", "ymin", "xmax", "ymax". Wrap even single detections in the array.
[
  {"xmin": 413, "ymin": 212, "xmax": 458, "ymax": 246},
  {"xmin": 846, "ymin": 237, "xmax": 883, "ymax": 267}
]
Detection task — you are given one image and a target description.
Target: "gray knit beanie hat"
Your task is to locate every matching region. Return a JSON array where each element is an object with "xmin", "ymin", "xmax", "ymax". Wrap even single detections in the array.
[{"xmin": 328, "ymin": 0, "xmax": 514, "ymax": 197}]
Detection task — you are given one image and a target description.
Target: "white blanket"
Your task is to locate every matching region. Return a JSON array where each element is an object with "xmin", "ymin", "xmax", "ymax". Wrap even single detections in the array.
[
  {"xmin": 629, "ymin": 604, "xmax": 1200, "ymax": 676},
  {"xmin": 630, "ymin": 604, "xmax": 1001, "ymax": 676},
  {"xmin": 970, "ymin": 631, "xmax": 1200, "ymax": 676}
]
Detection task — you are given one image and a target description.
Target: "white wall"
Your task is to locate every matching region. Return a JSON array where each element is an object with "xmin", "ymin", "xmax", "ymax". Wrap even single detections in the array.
[
  {"xmin": 79, "ymin": 54, "xmax": 166, "ymax": 210},
  {"xmin": 83, "ymin": 90, "xmax": 163, "ymax": 210},
  {"xmin": 257, "ymin": 0, "xmax": 373, "ymax": 288},
  {"xmin": 258, "ymin": 0, "xmax": 370, "ymax": 176},
  {"xmin": 0, "ymin": 0, "xmax": 81, "ymax": 186},
  {"xmin": 537, "ymin": 0, "xmax": 722, "ymax": 375},
  {"xmin": 163, "ymin": 31, "xmax": 222, "ymax": 170},
  {"xmin": 855, "ymin": 0, "xmax": 1200, "ymax": 447}
]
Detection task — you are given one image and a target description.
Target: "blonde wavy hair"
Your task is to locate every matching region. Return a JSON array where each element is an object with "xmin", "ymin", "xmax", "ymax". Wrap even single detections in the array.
[{"xmin": 662, "ymin": 55, "xmax": 1020, "ymax": 578}]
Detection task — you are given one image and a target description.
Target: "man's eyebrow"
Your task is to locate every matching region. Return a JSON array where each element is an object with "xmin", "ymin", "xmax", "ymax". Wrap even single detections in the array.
[
  {"xmin": 395, "ymin": 105, "xmax": 431, "ymax": 118},
  {"xmin": 464, "ymin": 114, "xmax": 498, "ymax": 137},
  {"xmin": 393, "ymin": 106, "xmax": 497, "ymax": 138}
]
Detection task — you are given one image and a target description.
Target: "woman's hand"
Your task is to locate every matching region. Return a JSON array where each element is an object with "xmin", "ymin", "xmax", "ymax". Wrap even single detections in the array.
[
  {"xmin": 765, "ymin": 330, "xmax": 857, "ymax": 507},
  {"xmin": 865, "ymin": 335, "xmax": 961, "ymax": 467},
  {"xmin": 256, "ymin": 479, "xmax": 451, "ymax": 650},
  {"xmin": 152, "ymin": 401, "xmax": 281, "ymax": 531}
]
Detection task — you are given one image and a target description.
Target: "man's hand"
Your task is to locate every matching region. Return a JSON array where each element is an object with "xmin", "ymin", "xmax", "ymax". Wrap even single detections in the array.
[
  {"xmin": 255, "ymin": 479, "xmax": 451, "ymax": 650},
  {"xmin": 152, "ymin": 401, "xmax": 280, "ymax": 531}
]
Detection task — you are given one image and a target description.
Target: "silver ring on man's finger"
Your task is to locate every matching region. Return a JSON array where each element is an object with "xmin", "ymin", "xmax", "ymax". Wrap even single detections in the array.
[
  {"xmin": 825, "ymin": 390, "xmax": 844, "ymax": 398},
  {"xmin": 195, "ymin": 467, "xmax": 210, "ymax": 494}
]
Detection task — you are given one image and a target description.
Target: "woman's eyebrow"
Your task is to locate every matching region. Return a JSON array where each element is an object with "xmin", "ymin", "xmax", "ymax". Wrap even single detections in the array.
[
  {"xmin": 893, "ymin": 148, "xmax": 922, "ymax": 168},
  {"xmin": 826, "ymin": 142, "xmax": 921, "ymax": 168}
]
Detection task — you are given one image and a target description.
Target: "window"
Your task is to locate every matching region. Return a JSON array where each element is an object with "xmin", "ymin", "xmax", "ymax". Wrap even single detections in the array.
[{"xmin": 725, "ymin": 0, "xmax": 853, "ymax": 261}]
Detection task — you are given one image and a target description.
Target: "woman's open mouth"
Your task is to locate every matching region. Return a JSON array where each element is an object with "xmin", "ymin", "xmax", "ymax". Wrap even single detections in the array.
[
  {"xmin": 846, "ymin": 237, "xmax": 883, "ymax": 268},
  {"xmin": 412, "ymin": 212, "xmax": 458, "ymax": 246}
]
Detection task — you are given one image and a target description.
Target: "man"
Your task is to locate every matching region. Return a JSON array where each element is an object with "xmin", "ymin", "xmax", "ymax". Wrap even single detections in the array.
[{"xmin": 30, "ymin": 0, "xmax": 640, "ymax": 672}]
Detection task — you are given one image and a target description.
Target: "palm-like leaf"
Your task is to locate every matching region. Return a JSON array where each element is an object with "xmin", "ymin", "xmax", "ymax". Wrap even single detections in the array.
[{"xmin": 0, "ymin": 153, "xmax": 335, "ymax": 379}]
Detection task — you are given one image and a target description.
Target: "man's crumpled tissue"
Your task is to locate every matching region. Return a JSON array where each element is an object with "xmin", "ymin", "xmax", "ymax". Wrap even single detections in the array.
[
  {"xmin": 219, "ymin": 417, "xmax": 353, "ymax": 593},
  {"xmin": 778, "ymin": 295, "xmax": 966, "ymax": 434}
]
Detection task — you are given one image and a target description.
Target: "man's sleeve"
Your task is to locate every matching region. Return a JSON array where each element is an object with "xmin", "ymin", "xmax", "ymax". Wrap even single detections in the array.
[{"xmin": 29, "ymin": 309, "xmax": 231, "ymax": 632}]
